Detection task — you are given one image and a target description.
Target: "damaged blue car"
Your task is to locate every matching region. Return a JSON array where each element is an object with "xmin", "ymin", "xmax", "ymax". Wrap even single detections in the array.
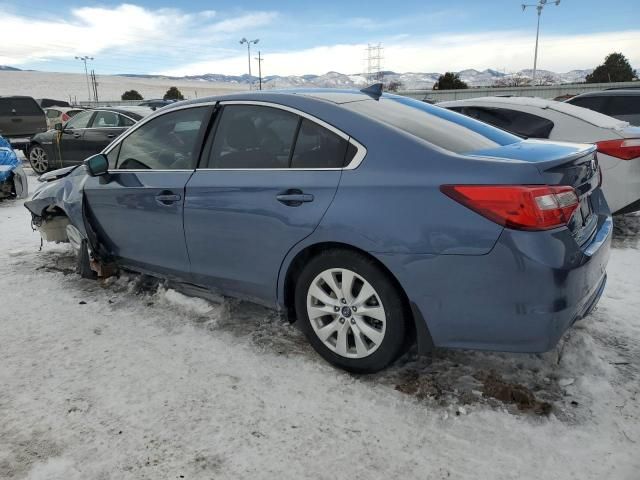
[
  {"xmin": 0, "ymin": 135, "xmax": 28, "ymax": 200},
  {"xmin": 24, "ymin": 88, "xmax": 612, "ymax": 373}
]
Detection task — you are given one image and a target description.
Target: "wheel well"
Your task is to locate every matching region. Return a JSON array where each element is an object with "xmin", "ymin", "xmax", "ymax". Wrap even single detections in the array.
[{"xmin": 283, "ymin": 242, "xmax": 415, "ymax": 334}]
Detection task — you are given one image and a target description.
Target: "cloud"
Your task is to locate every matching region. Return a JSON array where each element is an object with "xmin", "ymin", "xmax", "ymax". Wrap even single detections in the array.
[
  {"xmin": 161, "ymin": 29, "xmax": 640, "ymax": 76},
  {"xmin": 0, "ymin": 4, "xmax": 278, "ymax": 67}
]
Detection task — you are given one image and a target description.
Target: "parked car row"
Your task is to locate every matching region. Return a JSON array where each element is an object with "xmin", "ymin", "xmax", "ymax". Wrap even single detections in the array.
[{"xmin": 26, "ymin": 87, "xmax": 613, "ymax": 373}]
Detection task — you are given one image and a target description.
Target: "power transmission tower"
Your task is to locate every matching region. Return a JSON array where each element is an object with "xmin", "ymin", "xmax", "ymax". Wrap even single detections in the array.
[{"xmin": 365, "ymin": 43, "xmax": 384, "ymax": 84}]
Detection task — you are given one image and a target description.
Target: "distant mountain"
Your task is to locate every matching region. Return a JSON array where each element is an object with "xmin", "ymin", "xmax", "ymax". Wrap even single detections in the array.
[
  {"xmin": 120, "ymin": 68, "xmax": 598, "ymax": 89},
  {"xmin": 0, "ymin": 66, "xmax": 21, "ymax": 71}
]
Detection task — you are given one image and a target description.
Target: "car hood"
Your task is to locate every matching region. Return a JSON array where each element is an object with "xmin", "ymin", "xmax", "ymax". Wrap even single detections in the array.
[{"xmin": 39, "ymin": 164, "xmax": 80, "ymax": 182}]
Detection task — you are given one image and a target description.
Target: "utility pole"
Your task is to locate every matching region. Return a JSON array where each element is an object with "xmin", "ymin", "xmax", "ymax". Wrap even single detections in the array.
[
  {"xmin": 75, "ymin": 56, "xmax": 94, "ymax": 104},
  {"xmin": 239, "ymin": 38, "xmax": 259, "ymax": 90},
  {"xmin": 521, "ymin": 1, "xmax": 561, "ymax": 85},
  {"xmin": 91, "ymin": 70, "xmax": 99, "ymax": 104},
  {"xmin": 254, "ymin": 51, "xmax": 264, "ymax": 90}
]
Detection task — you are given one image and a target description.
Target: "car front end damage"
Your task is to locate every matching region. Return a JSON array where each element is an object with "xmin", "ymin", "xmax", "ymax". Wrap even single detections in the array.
[
  {"xmin": 0, "ymin": 136, "xmax": 28, "ymax": 200},
  {"xmin": 24, "ymin": 165, "xmax": 114, "ymax": 277}
]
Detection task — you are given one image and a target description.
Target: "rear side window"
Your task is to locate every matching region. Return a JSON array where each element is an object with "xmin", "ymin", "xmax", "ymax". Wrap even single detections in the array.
[
  {"xmin": 343, "ymin": 97, "xmax": 520, "ymax": 153},
  {"xmin": 291, "ymin": 119, "xmax": 350, "ymax": 168},
  {"xmin": 208, "ymin": 105, "xmax": 299, "ymax": 168},
  {"xmin": 0, "ymin": 97, "xmax": 42, "ymax": 116},
  {"xmin": 119, "ymin": 115, "xmax": 135, "ymax": 127},
  {"xmin": 460, "ymin": 106, "xmax": 554, "ymax": 139},
  {"xmin": 607, "ymin": 96, "xmax": 640, "ymax": 116},
  {"xmin": 568, "ymin": 96, "xmax": 608, "ymax": 113}
]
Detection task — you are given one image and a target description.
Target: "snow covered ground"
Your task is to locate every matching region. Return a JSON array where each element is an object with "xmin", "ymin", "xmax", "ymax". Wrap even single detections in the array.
[{"xmin": 1, "ymin": 172, "xmax": 639, "ymax": 479}]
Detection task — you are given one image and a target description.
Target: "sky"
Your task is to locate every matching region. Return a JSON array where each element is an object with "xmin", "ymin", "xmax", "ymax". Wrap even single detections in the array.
[{"xmin": 0, "ymin": 0, "xmax": 638, "ymax": 77}]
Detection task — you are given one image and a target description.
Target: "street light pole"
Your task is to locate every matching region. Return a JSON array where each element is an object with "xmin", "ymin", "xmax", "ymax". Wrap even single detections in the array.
[
  {"xmin": 239, "ymin": 38, "xmax": 259, "ymax": 90},
  {"xmin": 521, "ymin": 0, "xmax": 560, "ymax": 85},
  {"xmin": 75, "ymin": 56, "xmax": 94, "ymax": 103}
]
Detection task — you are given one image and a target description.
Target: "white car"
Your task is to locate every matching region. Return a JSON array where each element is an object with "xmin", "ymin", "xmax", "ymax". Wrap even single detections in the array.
[
  {"xmin": 44, "ymin": 106, "xmax": 84, "ymax": 130},
  {"xmin": 439, "ymin": 97, "xmax": 640, "ymax": 214}
]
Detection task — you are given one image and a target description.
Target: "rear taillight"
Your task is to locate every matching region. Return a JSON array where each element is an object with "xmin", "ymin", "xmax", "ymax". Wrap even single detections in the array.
[
  {"xmin": 61, "ymin": 113, "xmax": 70, "ymax": 122},
  {"xmin": 441, "ymin": 185, "xmax": 579, "ymax": 231},
  {"xmin": 596, "ymin": 139, "xmax": 640, "ymax": 160}
]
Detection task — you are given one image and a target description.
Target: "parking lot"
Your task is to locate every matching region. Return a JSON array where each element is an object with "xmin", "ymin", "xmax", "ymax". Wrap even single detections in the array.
[{"xmin": 0, "ymin": 172, "xmax": 638, "ymax": 479}]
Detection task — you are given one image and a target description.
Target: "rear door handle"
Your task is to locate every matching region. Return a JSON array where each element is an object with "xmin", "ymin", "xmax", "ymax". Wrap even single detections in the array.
[
  {"xmin": 107, "ymin": 134, "xmax": 115, "ymax": 138},
  {"xmin": 276, "ymin": 189, "xmax": 314, "ymax": 206},
  {"xmin": 155, "ymin": 192, "xmax": 182, "ymax": 206},
  {"xmin": 73, "ymin": 133, "xmax": 81, "ymax": 138}
]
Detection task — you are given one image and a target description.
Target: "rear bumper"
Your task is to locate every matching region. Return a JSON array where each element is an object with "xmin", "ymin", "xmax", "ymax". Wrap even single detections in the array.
[{"xmin": 376, "ymin": 208, "xmax": 612, "ymax": 353}]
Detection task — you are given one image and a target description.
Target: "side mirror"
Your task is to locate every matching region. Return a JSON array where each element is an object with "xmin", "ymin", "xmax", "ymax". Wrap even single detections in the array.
[
  {"xmin": 84, "ymin": 154, "xmax": 109, "ymax": 177},
  {"xmin": 54, "ymin": 122, "xmax": 63, "ymax": 131}
]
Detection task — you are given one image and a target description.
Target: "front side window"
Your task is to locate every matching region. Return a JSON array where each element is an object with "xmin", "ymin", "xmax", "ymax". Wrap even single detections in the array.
[
  {"xmin": 567, "ymin": 96, "xmax": 607, "ymax": 113},
  {"xmin": 208, "ymin": 105, "xmax": 299, "ymax": 168},
  {"xmin": 607, "ymin": 96, "xmax": 640, "ymax": 116},
  {"xmin": 64, "ymin": 110, "xmax": 93, "ymax": 129},
  {"xmin": 46, "ymin": 109, "xmax": 60, "ymax": 119},
  {"xmin": 115, "ymin": 107, "xmax": 209, "ymax": 170},
  {"xmin": 92, "ymin": 111, "xmax": 120, "ymax": 128}
]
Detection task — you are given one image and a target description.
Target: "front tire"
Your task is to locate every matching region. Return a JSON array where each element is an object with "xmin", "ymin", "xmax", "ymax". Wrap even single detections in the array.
[
  {"xmin": 28, "ymin": 145, "xmax": 50, "ymax": 174},
  {"xmin": 295, "ymin": 249, "xmax": 409, "ymax": 373}
]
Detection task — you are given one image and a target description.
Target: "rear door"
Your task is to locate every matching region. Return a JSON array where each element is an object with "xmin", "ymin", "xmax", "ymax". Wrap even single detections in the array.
[
  {"xmin": 84, "ymin": 105, "xmax": 211, "ymax": 278},
  {"xmin": 184, "ymin": 102, "xmax": 356, "ymax": 303}
]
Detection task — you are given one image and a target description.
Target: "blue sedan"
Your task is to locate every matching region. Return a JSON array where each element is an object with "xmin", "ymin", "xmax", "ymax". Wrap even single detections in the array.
[{"xmin": 25, "ymin": 87, "xmax": 612, "ymax": 373}]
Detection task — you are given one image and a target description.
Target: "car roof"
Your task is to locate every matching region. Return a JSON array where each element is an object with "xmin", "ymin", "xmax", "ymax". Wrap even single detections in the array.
[
  {"xmin": 87, "ymin": 106, "xmax": 154, "ymax": 118},
  {"xmin": 174, "ymin": 88, "xmax": 376, "ymax": 108},
  {"xmin": 572, "ymin": 89, "xmax": 640, "ymax": 97},
  {"xmin": 438, "ymin": 96, "xmax": 630, "ymax": 131}
]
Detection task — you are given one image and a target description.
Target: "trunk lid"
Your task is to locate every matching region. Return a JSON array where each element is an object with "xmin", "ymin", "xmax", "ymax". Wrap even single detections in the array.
[{"xmin": 468, "ymin": 139, "xmax": 600, "ymax": 244}]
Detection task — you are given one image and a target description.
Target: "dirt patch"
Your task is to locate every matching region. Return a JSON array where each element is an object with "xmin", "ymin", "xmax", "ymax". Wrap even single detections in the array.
[{"xmin": 477, "ymin": 370, "xmax": 552, "ymax": 415}]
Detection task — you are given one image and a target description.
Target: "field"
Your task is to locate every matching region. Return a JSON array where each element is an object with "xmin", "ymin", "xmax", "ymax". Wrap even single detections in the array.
[{"xmin": 0, "ymin": 71, "xmax": 244, "ymax": 103}]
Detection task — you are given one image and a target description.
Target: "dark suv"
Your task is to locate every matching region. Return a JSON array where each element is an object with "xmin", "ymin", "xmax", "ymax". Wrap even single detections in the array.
[
  {"xmin": 566, "ymin": 89, "xmax": 640, "ymax": 126},
  {"xmin": 0, "ymin": 96, "xmax": 48, "ymax": 153}
]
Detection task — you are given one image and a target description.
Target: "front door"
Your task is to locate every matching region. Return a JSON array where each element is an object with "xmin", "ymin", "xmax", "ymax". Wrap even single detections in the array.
[
  {"xmin": 83, "ymin": 105, "xmax": 212, "ymax": 278},
  {"xmin": 184, "ymin": 103, "xmax": 354, "ymax": 304},
  {"xmin": 58, "ymin": 110, "xmax": 95, "ymax": 164}
]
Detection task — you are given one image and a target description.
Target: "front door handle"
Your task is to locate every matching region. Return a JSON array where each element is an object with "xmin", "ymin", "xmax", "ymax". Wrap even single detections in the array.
[
  {"xmin": 276, "ymin": 189, "xmax": 314, "ymax": 206},
  {"xmin": 155, "ymin": 192, "xmax": 182, "ymax": 206},
  {"xmin": 107, "ymin": 134, "xmax": 115, "ymax": 138}
]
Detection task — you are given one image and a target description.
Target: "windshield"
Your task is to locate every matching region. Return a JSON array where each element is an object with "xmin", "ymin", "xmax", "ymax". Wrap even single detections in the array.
[{"xmin": 342, "ymin": 95, "xmax": 521, "ymax": 154}]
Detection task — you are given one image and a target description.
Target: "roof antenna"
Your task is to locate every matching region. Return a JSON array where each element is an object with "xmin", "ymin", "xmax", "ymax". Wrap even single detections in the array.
[{"xmin": 360, "ymin": 83, "xmax": 383, "ymax": 100}]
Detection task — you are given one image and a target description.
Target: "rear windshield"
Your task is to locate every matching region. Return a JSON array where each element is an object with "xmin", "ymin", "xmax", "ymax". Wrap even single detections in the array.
[
  {"xmin": 342, "ymin": 96, "xmax": 520, "ymax": 154},
  {"xmin": 0, "ymin": 97, "xmax": 43, "ymax": 116}
]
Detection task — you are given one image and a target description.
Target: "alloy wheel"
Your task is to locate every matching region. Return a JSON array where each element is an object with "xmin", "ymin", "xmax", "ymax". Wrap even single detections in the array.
[
  {"xmin": 29, "ymin": 146, "xmax": 49, "ymax": 174},
  {"xmin": 306, "ymin": 268, "xmax": 387, "ymax": 359}
]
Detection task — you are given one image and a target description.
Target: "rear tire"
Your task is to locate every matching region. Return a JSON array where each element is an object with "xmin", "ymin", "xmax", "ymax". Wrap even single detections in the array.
[{"xmin": 294, "ymin": 249, "xmax": 408, "ymax": 373}]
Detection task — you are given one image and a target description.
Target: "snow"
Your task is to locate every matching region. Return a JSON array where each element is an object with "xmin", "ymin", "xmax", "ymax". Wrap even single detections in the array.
[
  {"xmin": 443, "ymin": 96, "xmax": 631, "ymax": 130},
  {"xmin": 1, "ymin": 173, "xmax": 639, "ymax": 479}
]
